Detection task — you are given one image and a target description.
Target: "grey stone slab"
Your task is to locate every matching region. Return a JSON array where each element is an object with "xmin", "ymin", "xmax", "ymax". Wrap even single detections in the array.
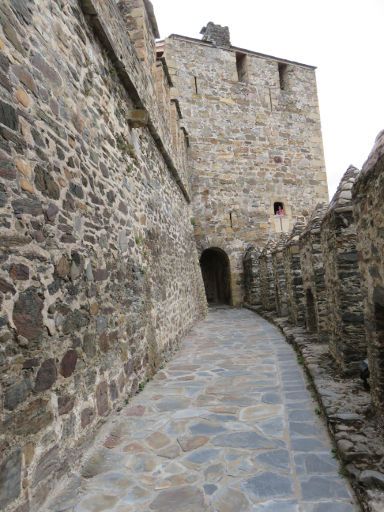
[
  {"xmin": 189, "ymin": 422, "xmax": 227, "ymax": 436},
  {"xmin": 291, "ymin": 438, "xmax": 329, "ymax": 453},
  {"xmin": 300, "ymin": 476, "xmax": 352, "ymax": 500},
  {"xmin": 211, "ymin": 431, "xmax": 280, "ymax": 449},
  {"xmin": 294, "ymin": 453, "xmax": 339, "ymax": 475},
  {"xmin": 262, "ymin": 392, "xmax": 282, "ymax": 404},
  {"xmin": 185, "ymin": 448, "xmax": 220, "ymax": 464},
  {"xmin": 288, "ymin": 410, "xmax": 315, "ymax": 422},
  {"xmin": 242, "ymin": 471, "xmax": 293, "ymax": 500},
  {"xmin": 254, "ymin": 449, "xmax": 290, "ymax": 470},
  {"xmin": 289, "ymin": 422, "xmax": 322, "ymax": 437}
]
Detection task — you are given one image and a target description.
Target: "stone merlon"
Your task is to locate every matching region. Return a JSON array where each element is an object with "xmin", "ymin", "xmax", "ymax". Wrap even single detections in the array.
[{"xmin": 200, "ymin": 21, "xmax": 231, "ymax": 47}]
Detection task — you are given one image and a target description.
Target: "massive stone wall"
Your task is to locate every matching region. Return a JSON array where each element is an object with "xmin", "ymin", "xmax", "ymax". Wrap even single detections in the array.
[
  {"xmin": 0, "ymin": 1, "xmax": 206, "ymax": 510},
  {"xmin": 321, "ymin": 166, "xmax": 365, "ymax": 374},
  {"xmin": 353, "ymin": 131, "xmax": 384, "ymax": 417},
  {"xmin": 164, "ymin": 26, "xmax": 328, "ymax": 305}
]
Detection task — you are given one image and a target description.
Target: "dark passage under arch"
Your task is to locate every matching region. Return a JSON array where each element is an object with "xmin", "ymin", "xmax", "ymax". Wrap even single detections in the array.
[{"xmin": 200, "ymin": 248, "xmax": 232, "ymax": 305}]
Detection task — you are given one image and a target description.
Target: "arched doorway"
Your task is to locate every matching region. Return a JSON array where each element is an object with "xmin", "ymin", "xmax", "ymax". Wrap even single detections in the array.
[{"xmin": 200, "ymin": 248, "xmax": 232, "ymax": 305}]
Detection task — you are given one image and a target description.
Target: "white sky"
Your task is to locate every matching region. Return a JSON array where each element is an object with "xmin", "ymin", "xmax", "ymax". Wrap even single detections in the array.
[{"xmin": 152, "ymin": 0, "xmax": 384, "ymax": 196}]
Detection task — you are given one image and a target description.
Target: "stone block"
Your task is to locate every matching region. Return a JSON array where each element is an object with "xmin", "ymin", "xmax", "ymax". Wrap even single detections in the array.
[
  {"xmin": 0, "ymin": 449, "xmax": 22, "ymax": 509},
  {"xmin": 0, "ymin": 99, "xmax": 18, "ymax": 131},
  {"xmin": 127, "ymin": 109, "xmax": 149, "ymax": 127},
  {"xmin": 34, "ymin": 359, "xmax": 57, "ymax": 392},
  {"xmin": 96, "ymin": 381, "xmax": 109, "ymax": 416},
  {"xmin": 13, "ymin": 288, "xmax": 44, "ymax": 344},
  {"xmin": 4, "ymin": 378, "xmax": 32, "ymax": 410}
]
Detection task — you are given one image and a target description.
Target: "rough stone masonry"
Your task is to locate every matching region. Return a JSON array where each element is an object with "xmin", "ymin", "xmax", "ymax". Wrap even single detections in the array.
[
  {"xmin": 0, "ymin": 2, "xmax": 343, "ymax": 511},
  {"xmin": 0, "ymin": 1, "xmax": 209, "ymax": 510},
  {"xmin": 244, "ymin": 131, "xmax": 384, "ymax": 511}
]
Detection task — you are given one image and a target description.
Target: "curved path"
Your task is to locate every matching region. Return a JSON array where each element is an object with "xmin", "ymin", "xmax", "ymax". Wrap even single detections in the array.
[{"xmin": 48, "ymin": 308, "xmax": 359, "ymax": 512}]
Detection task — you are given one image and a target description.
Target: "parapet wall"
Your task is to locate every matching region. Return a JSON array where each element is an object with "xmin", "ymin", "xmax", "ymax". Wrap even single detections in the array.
[
  {"xmin": 244, "ymin": 130, "xmax": 384, "ymax": 420},
  {"xmin": 0, "ymin": 1, "xmax": 206, "ymax": 510}
]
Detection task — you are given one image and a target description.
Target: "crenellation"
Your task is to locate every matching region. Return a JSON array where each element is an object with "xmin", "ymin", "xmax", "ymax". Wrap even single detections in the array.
[
  {"xmin": 299, "ymin": 203, "xmax": 328, "ymax": 338},
  {"xmin": 321, "ymin": 166, "xmax": 365, "ymax": 374}
]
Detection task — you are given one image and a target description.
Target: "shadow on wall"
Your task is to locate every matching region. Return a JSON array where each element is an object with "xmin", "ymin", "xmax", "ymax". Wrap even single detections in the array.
[{"xmin": 200, "ymin": 248, "xmax": 232, "ymax": 305}]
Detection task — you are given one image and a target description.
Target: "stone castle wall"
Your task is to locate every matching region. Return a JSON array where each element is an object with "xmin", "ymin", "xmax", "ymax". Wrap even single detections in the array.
[
  {"xmin": 321, "ymin": 166, "xmax": 365, "ymax": 374},
  {"xmin": 0, "ymin": 1, "xmax": 206, "ymax": 510},
  {"xmin": 164, "ymin": 29, "xmax": 328, "ymax": 305},
  {"xmin": 353, "ymin": 131, "xmax": 384, "ymax": 416},
  {"xmin": 245, "ymin": 130, "xmax": 384, "ymax": 420}
]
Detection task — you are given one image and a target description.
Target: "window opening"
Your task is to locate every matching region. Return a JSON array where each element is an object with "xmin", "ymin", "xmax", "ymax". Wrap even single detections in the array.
[
  {"xmin": 278, "ymin": 63, "xmax": 288, "ymax": 90},
  {"xmin": 236, "ymin": 52, "xmax": 248, "ymax": 82},
  {"xmin": 194, "ymin": 76, "xmax": 198, "ymax": 94},
  {"xmin": 274, "ymin": 202, "xmax": 285, "ymax": 216},
  {"xmin": 229, "ymin": 212, "xmax": 233, "ymax": 228}
]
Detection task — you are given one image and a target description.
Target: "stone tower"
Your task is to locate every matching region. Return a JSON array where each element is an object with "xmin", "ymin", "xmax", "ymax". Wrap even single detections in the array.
[{"xmin": 163, "ymin": 23, "xmax": 328, "ymax": 305}]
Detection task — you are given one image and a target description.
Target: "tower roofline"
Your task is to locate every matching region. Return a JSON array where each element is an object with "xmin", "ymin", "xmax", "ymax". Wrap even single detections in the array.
[{"xmin": 160, "ymin": 34, "xmax": 316, "ymax": 70}]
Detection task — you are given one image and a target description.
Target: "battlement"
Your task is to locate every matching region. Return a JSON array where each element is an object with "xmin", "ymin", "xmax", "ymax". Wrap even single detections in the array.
[{"xmin": 200, "ymin": 21, "xmax": 231, "ymax": 47}]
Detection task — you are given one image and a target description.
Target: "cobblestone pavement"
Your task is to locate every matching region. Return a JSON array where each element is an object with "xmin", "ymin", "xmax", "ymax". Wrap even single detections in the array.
[{"xmin": 47, "ymin": 308, "xmax": 359, "ymax": 512}]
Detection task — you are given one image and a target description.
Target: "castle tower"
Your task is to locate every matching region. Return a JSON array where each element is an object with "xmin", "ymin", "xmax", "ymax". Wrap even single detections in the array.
[{"xmin": 163, "ymin": 24, "xmax": 328, "ymax": 305}]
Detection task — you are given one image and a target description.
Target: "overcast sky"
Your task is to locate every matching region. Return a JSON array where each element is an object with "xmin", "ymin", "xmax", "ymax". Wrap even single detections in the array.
[{"xmin": 151, "ymin": 0, "xmax": 384, "ymax": 196}]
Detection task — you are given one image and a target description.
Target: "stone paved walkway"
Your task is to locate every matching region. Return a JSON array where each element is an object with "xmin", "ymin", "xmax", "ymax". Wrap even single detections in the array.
[{"xmin": 47, "ymin": 308, "xmax": 359, "ymax": 512}]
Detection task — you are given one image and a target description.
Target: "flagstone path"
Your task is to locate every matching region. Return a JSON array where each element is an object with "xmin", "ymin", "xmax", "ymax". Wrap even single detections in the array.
[{"xmin": 47, "ymin": 308, "xmax": 359, "ymax": 512}]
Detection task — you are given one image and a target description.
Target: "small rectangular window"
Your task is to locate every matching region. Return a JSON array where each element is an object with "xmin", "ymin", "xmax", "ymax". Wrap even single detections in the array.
[
  {"xmin": 236, "ymin": 52, "xmax": 248, "ymax": 82},
  {"xmin": 278, "ymin": 63, "xmax": 288, "ymax": 90}
]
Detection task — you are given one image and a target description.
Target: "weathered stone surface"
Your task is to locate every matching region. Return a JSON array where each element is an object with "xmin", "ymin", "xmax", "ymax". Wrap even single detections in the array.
[
  {"xmin": 12, "ymin": 197, "xmax": 43, "ymax": 216},
  {"xmin": 96, "ymin": 381, "xmax": 109, "ymax": 416},
  {"xmin": 32, "ymin": 446, "xmax": 60, "ymax": 487},
  {"xmin": 60, "ymin": 350, "xmax": 78, "ymax": 378},
  {"xmin": 359, "ymin": 470, "xmax": 384, "ymax": 489},
  {"xmin": 34, "ymin": 165, "xmax": 60, "ymax": 200},
  {"xmin": 0, "ymin": 277, "xmax": 16, "ymax": 294},
  {"xmin": 4, "ymin": 378, "xmax": 32, "ymax": 410},
  {"xmin": 62, "ymin": 309, "xmax": 89, "ymax": 335},
  {"xmin": 0, "ymin": 99, "xmax": 18, "ymax": 131},
  {"xmin": 58, "ymin": 395, "xmax": 75, "ymax": 415},
  {"xmin": 149, "ymin": 486, "xmax": 205, "ymax": 511},
  {"xmin": 10, "ymin": 263, "xmax": 29, "ymax": 281},
  {"xmin": 0, "ymin": 449, "xmax": 22, "ymax": 509},
  {"xmin": 10, "ymin": 398, "xmax": 53, "ymax": 435},
  {"xmin": 243, "ymin": 472, "xmax": 293, "ymax": 500},
  {"xmin": 13, "ymin": 288, "xmax": 44, "ymax": 344},
  {"xmin": 81, "ymin": 407, "xmax": 95, "ymax": 428},
  {"xmin": 34, "ymin": 359, "xmax": 57, "ymax": 392}
]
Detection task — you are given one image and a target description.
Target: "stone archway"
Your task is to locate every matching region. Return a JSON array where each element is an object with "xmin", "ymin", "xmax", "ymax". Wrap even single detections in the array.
[{"xmin": 200, "ymin": 248, "xmax": 232, "ymax": 305}]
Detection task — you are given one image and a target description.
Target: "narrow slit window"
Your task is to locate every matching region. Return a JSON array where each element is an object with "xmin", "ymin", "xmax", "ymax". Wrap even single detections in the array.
[
  {"xmin": 194, "ymin": 76, "xmax": 198, "ymax": 94},
  {"xmin": 274, "ymin": 202, "xmax": 285, "ymax": 216},
  {"xmin": 236, "ymin": 52, "xmax": 248, "ymax": 82},
  {"xmin": 229, "ymin": 212, "xmax": 233, "ymax": 228},
  {"xmin": 278, "ymin": 63, "xmax": 288, "ymax": 90}
]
